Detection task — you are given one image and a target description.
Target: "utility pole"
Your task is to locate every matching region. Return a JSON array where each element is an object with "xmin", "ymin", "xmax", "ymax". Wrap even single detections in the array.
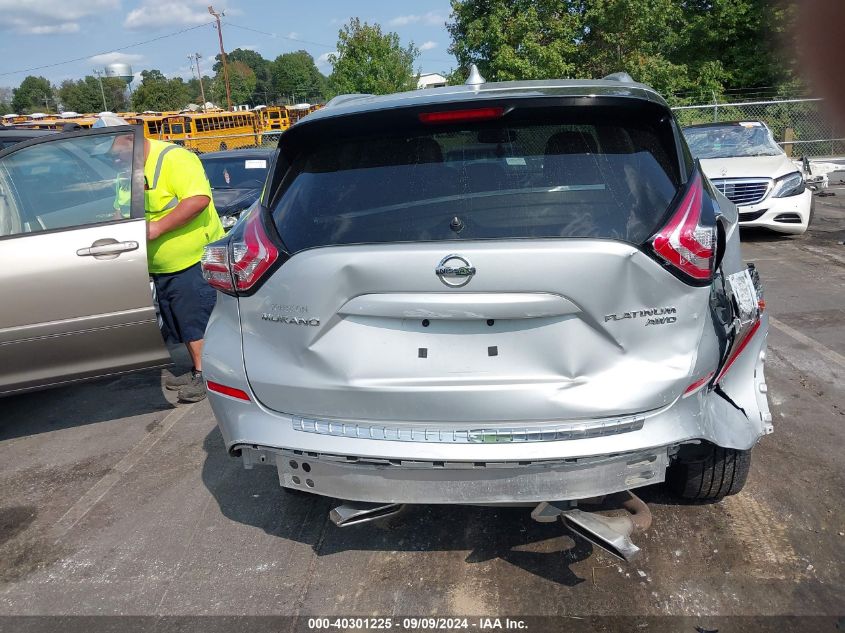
[
  {"xmin": 207, "ymin": 5, "xmax": 232, "ymax": 111},
  {"xmin": 188, "ymin": 53, "xmax": 207, "ymax": 110},
  {"xmin": 93, "ymin": 69, "xmax": 108, "ymax": 112}
]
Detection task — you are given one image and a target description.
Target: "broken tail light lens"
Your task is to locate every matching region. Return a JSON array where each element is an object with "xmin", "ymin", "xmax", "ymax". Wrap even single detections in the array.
[
  {"xmin": 201, "ymin": 243, "xmax": 234, "ymax": 293},
  {"xmin": 651, "ymin": 173, "xmax": 716, "ymax": 283},
  {"xmin": 715, "ymin": 319, "xmax": 762, "ymax": 383},
  {"xmin": 683, "ymin": 371, "xmax": 716, "ymax": 398}
]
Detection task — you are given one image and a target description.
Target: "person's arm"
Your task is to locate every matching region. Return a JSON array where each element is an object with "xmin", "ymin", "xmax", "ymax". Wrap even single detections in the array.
[{"xmin": 147, "ymin": 195, "xmax": 209, "ymax": 240}]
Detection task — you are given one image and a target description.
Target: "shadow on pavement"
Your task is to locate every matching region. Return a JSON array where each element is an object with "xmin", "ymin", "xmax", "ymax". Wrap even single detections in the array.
[
  {"xmin": 200, "ymin": 427, "xmax": 594, "ymax": 586},
  {"xmin": 0, "ymin": 344, "xmax": 192, "ymax": 442},
  {"xmin": 0, "ymin": 365, "xmax": 190, "ymax": 444}
]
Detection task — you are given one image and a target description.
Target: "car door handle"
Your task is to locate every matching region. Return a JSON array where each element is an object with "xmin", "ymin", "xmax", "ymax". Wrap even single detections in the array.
[{"xmin": 76, "ymin": 241, "xmax": 139, "ymax": 257}]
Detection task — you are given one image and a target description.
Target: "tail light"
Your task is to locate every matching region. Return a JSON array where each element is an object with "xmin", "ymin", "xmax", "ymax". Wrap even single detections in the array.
[
  {"xmin": 201, "ymin": 243, "xmax": 233, "ymax": 292},
  {"xmin": 715, "ymin": 319, "xmax": 762, "ymax": 383},
  {"xmin": 651, "ymin": 173, "xmax": 715, "ymax": 282},
  {"xmin": 201, "ymin": 207, "xmax": 281, "ymax": 295}
]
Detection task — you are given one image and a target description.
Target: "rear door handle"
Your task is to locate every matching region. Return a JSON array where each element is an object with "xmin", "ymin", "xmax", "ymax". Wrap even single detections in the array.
[{"xmin": 76, "ymin": 241, "xmax": 139, "ymax": 257}]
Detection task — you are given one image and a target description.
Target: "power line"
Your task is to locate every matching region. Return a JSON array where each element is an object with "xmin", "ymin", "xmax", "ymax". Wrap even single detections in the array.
[
  {"xmin": 0, "ymin": 21, "xmax": 215, "ymax": 77},
  {"xmin": 222, "ymin": 21, "xmax": 336, "ymax": 49}
]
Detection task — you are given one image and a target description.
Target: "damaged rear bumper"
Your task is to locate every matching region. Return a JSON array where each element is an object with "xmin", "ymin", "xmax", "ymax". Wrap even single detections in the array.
[
  {"xmin": 208, "ymin": 332, "xmax": 770, "ymax": 504},
  {"xmin": 243, "ymin": 445, "xmax": 669, "ymax": 504}
]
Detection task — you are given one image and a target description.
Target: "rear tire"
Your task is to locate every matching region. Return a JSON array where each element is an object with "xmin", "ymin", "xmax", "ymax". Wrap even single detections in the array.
[{"xmin": 667, "ymin": 445, "xmax": 751, "ymax": 501}]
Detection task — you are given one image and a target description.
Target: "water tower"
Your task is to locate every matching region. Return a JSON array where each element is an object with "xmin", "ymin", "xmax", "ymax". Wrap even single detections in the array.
[{"xmin": 105, "ymin": 63, "xmax": 134, "ymax": 89}]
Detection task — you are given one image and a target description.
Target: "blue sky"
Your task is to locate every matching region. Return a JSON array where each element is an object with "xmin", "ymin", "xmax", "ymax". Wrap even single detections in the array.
[{"xmin": 0, "ymin": 0, "xmax": 457, "ymax": 89}]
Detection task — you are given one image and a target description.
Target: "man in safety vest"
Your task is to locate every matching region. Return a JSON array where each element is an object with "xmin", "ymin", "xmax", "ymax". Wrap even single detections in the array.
[{"xmin": 96, "ymin": 115, "xmax": 225, "ymax": 402}]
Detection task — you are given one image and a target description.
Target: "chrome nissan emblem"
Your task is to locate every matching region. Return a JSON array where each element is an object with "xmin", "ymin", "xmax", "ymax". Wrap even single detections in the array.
[{"xmin": 436, "ymin": 254, "xmax": 476, "ymax": 288}]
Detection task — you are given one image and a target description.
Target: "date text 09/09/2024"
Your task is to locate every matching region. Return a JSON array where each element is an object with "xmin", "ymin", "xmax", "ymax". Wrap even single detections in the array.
[{"xmin": 307, "ymin": 617, "xmax": 528, "ymax": 630}]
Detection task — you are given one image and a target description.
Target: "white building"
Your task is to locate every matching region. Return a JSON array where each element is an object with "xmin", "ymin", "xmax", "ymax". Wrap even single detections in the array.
[{"xmin": 417, "ymin": 73, "xmax": 448, "ymax": 89}]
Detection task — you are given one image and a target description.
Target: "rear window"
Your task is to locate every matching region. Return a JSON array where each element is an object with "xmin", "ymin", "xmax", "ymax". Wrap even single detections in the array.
[
  {"xmin": 272, "ymin": 103, "xmax": 681, "ymax": 252},
  {"xmin": 201, "ymin": 156, "xmax": 269, "ymax": 189}
]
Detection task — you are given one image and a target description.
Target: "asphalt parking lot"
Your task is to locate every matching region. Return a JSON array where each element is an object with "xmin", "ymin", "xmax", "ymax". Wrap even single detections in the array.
[{"xmin": 1, "ymin": 182, "xmax": 844, "ymax": 630}]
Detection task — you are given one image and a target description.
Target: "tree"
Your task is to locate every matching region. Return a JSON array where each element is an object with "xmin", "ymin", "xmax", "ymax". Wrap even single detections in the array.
[
  {"xmin": 328, "ymin": 18, "xmax": 419, "ymax": 95},
  {"xmin": 186, "ymin": 76, "xmax": 213, "ymax": 105},
  {"xmin": 448, "ymin": 0, "xmax": 582, "ymax": 81},
  {"xmin": 446, "ymin": 0, "xmax": 798, "ymax": 103},
  {"xmin": 130, "ymin": 70, "xmax": 191, "ymax": 112},
  {"xmin": 210, "ymin": 61, "xmax": 256, "ymax": 106},
  {"xmin": 12, "ymin": 76, "xmax": 53, "ymax": 113},
  {"xmin": 270, "ymin": 50, "xmax": 328, "ymax": 103},
  {"xmin": 214, "ymin": 48, "xmax": 272, "ymax": 101},
  {"xmin": 58, "ymin": 76, "xmax": 128, "ymax": 113}
]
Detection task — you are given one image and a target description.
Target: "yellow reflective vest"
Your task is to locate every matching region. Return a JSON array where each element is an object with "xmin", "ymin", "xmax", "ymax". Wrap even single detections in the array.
[{"xmin": 144, "ymin": 139, "xmax": 224, "ymax": 274}]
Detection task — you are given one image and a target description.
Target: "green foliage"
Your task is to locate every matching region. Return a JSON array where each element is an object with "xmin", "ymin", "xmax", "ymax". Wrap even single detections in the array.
[
  {"xmin": 328, "ymin": 18, "xmax": 419, "ymax": 95},
  {"xmin": 210, "ymin": 61, "xmax": 257, "ymax": 106},
  {"xmin": 130, "ymin": 70, "xmax": 191, "ymax": 112},
  {"xmin": 0, "ymin": 101, "xmax": 10, "ymax": 116},
  {"xmin": 57, "ymin": 76, "xmax": 128, "ymax": 113},
  {"xmin": 448, "ymin": 0, "xmax": 580, "ymax": 81},
  {"xmin": 186, "ymin": 76, "xmax": 213, "ymax": 105},
  {"xmin": 215, "ymin": 48, "xmax": 273, "ymax": 101},
  {"xmin": 12, "ymin": 76, "xmax": 54, "ymax": 113},
  {"xmin": 270, "ymin": 50, "xmax": 328, "ymax": 103},
  {"xmin": 448, "ymin": 0, "xmax": 798, "ymax": 102}
]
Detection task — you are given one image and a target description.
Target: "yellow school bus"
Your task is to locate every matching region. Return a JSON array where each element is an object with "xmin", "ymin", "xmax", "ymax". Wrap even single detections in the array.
[
  {"xmin": 126, "ymin": 113, "xmax": 167, "ymax": 139},
  {"xmin": 158, "ymin": 111, "xmax": 261, "ymax": 152},
  {"xmin": 253, "ymin": 105, "xmax": 290, "ymax": 138},
  {"xmin": 2, "ymin": 114, "xmax": 30, "ymax": 125}
]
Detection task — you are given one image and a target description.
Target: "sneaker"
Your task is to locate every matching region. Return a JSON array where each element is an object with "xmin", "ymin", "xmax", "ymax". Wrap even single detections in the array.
[
  {"xmin": 165, "ymin": 370, "xmax": 193, "ymax": 391},
  {"xmin": 177, "ymin": 372, "xmax": 207, "ymax": 403}
]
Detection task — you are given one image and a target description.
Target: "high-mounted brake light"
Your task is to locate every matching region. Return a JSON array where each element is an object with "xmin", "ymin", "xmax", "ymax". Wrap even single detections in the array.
[
  {"xmin": 651, "ymin": 174, "xmax": 715, "ymax": 282},
  {"xmin": 418, "ymin": 107, "xmax": 505, "ymax": 125},
  {"xmin": 207, "ymin": 380, "xmax": 251, "ymax": 401}
]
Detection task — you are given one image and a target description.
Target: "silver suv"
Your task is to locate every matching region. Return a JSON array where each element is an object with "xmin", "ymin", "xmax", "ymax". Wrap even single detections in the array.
[{"xmin": 201, "ymin": 73, "xmax": 771, "ymax": 559}]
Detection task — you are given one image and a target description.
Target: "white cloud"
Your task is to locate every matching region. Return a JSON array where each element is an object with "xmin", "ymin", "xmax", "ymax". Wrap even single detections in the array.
[
  {"xmin": 419, "ymin": 41, "xmax": 438, "ymax": 51},
  {"xmin": 388, "ymin": 12, "xmax": 445, "ymax": 27},
  {"xmin": 124, "ymin": 0, "xmax": 235, "ymax": 30},
  {"xmin": 316, "ymin": 51, "xmax": 336, "ymax": 70},
  {"xmin": 89, "ymin": 52, "xmax": 145, "ymax": 66},
  {"xmin": 287, "ymin": 31, "xmax": 299, "ymax": 39},
  {"xmin": 0, "ymin": 0, "xmax": 118, "ymax": 35}
]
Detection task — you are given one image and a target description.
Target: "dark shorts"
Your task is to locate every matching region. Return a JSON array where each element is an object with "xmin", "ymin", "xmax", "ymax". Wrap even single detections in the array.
[{"xmin": 151, "ymin": 262, "xmax": 217, "ymax": 345}]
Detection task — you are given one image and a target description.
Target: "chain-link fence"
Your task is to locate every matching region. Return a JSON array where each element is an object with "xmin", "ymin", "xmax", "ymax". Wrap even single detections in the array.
[
  {"xmin": 672, "ymin": 98, "xmax": 844, "ymax": 158},
  {"xmin": 165, "ymin": 131, "xmax": 280, "ymax": 154}
]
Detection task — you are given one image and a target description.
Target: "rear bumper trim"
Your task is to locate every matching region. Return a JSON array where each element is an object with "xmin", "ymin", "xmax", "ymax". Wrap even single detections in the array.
[{"xmin": 292, "ymin": 414, "xmax": 645, "ymax": 444}]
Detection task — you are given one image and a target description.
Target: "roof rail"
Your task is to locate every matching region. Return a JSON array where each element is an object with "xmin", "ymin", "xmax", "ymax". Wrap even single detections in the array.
[{"xmin": 603, "ymin": 72, "xmax": 635, "ymax": 83}]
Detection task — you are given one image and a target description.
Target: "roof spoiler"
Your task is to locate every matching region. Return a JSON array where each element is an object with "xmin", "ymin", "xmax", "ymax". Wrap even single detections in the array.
[{"xmin": 324, "ymin": 94, "xmax": 375, "ymax": 109}]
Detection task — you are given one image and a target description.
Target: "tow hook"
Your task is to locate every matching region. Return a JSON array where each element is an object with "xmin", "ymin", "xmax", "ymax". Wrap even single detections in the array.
[{"xmin": 531, "ymin": 491, "xmax": 652, "ymax": 562}]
